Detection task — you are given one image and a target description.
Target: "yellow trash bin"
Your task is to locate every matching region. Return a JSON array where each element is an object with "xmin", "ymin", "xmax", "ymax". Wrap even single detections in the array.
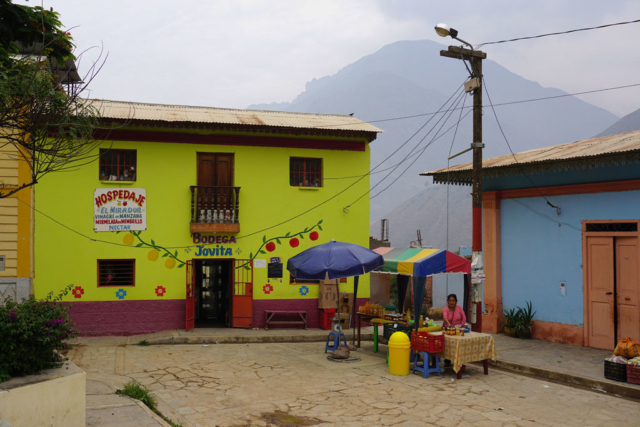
[{"xmin": 388, "ymin": 331, "xmax": 411, "ymax": 375}]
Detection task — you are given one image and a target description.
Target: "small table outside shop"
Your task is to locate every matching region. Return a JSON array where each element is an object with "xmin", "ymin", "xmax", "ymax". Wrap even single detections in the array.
[
  {"xmin": 442, "ymin": 332, "xmax": 497, "ymax": 379},
  {"xmin": 355, "ymin": 312, "xmax": 378, "ymax": 348}
]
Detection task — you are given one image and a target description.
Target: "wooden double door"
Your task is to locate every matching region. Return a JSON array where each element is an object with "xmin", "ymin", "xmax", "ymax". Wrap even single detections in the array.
[{"xmin": 585, "ymin": 232, "xmax": 640, "ymax": 350}]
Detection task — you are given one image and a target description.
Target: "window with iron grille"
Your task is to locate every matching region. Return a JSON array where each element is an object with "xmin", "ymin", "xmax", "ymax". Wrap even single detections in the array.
[
  {"xmin": 97, "ymin": 259, "xmax": 135, "ymax": 287},
  {"xmin": 290, "ymin": 157, "xmax": 322, "ymax": 187},
  {"xmin": 99, "ymin": 149, "xmax": 137, "ymax": 181},
  {"xmin": 585, "ymin": 222, "xmax": 638, "ymax": 232}
]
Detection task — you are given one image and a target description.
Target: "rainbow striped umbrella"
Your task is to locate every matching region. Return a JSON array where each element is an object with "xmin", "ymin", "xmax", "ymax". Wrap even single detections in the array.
[{"xmin": 372, "ymin": 247, "xmax": 470, "ymax": 277}]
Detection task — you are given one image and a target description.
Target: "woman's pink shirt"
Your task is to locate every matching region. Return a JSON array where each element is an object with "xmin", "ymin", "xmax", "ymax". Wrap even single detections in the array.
[{"xmin": 443, "ymin": 304, "xmax": 466, "ymax": 326}]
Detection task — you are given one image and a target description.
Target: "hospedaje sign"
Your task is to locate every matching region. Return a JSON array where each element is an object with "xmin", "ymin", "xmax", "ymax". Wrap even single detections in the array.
[{"xmin": 94, "ymin": 188, "xmax": 147, "ymax": 232}]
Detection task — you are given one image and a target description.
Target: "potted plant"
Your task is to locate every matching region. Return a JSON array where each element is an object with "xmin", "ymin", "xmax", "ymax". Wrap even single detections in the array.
[
  {"xmin": 515, "ymin": 301, "xmax": 536, "ymax": 339},
  {"xmin": 502, "ymin": 308, "xmax": 518, "ymax": 338}
]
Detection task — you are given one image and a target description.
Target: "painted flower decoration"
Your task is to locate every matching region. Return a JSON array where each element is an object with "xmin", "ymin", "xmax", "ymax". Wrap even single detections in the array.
[
  {"xmin": 115, "ymin": 289, "xmax": 127, "ymax": 300},
  {"xmin": 299, "ymin": 285, "xmax": 309, "ymax": 296},
  {"xmin": 155, "ymin": 286, "xmax": 166, "ymax": 297},
  {"xmin": 309, "ymin": 231, "xmax": 319, "ymax": 241},
  {"xmin": 71, "ymin": 286, "xmax": 84, "ymax": 299},
  {"xmin": 263, "ymin": 284, "xmax": 274, "ymax": 295}
]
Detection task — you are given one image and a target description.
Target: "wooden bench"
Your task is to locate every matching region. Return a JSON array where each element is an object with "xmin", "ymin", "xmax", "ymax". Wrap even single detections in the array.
[{"xmin": 264, "ymin": 310, "xmax": 308, "ymax": 330}]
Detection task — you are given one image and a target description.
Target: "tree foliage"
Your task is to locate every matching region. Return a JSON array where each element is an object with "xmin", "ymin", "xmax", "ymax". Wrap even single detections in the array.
[{"xmin": 0, "ymin": 0, "xmax": 103, "ymax": 198}]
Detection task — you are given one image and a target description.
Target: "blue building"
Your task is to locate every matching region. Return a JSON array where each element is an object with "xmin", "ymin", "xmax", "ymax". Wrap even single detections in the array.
[{"xmin": 424, "ymin": 130, "xmax": 640, "ymax": 350}]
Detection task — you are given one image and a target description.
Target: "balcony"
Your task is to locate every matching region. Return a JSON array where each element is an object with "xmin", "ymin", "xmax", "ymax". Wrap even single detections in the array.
[{"xmin": 190, "ymin": 186, "xmax": 240, "ymax": 233}]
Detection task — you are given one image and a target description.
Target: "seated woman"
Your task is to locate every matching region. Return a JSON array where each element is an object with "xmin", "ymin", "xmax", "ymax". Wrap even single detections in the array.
[{"xmin": 443, "ymin": 293, "xmax": 466, "ymax": 327}]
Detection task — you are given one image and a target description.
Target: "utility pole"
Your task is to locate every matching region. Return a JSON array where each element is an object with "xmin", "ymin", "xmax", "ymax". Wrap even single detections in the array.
[
  {"xmin": 416, "ymin": 230, "xmax": 422, "ymax": 248},
  {"xmin": 438, "ymin": 40, "xmax": 487, "ymax": 333}
]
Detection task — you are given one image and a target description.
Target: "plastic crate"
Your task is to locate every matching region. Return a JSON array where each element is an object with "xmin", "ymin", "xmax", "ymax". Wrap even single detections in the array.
[
  {"xmin": 319, "ymin": 309, "xmax": 336, "ymax": 330},
  {"xmin": 626, "ymin": 363, "xmax": 640, "ymax": 384},
  {"xmin": 411, "ymin": 332, "xmax": 445, "ymax": 353},
  {"xmin": 604, "ymin": 360, "xmax": 627, "ymax": 382}
]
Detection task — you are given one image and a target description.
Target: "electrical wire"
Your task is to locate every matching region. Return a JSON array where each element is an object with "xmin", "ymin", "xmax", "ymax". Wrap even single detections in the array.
[
  {"xmin": 313, "ymin": 82, "xmax": 640, "ymax": 131},
  {"xmin": 476, "ymin": 18, "xmax": 640, "ymax": 48},
  {"xmin": 446, "ymin": 92, "xmax": 467, "ymax": 251},
  {"xmin": 367, "ymin": 91, "xmax": 470, "ymax": 203},
  {"xmin": 346, "ymin": 88, "xmax": 468, "ymax": 208},
  {"xmin": 482, "ymin": 77, "xmax": 562, "ymax": 214},
  {"xmin": 240, "ymin": 83, "xmax": 469, "ymax": 238}
]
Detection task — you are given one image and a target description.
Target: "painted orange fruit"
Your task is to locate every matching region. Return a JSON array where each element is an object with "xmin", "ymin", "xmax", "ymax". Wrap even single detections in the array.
[
  {"xmin": 123, "ymin": 233, "xmax": 134, "ymax": 245},
  {"xmin": 148, "ymin": 249, "xmax": 159, "ymax": 261},
  {"xmin": 165, "ymin": 258, "xmax": 176, "ymax": 269}
]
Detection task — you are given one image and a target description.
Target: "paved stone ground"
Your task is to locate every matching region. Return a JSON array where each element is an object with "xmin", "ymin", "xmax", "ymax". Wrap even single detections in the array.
[{"xmin": 68, "ymin": 342, "xmax": 640, "ymax": 427}]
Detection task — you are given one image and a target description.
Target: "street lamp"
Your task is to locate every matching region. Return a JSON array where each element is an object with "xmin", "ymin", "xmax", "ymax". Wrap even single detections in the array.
[
  {"xmin": 434, "ymin": 23, "xmax": 473, "ymax": 50},
  {"xmin": 435, "ymin": 24, "xmax": 487, "ymax": 333}
]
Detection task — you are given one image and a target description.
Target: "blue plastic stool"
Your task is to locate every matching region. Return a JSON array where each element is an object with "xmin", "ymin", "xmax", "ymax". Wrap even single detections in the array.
[
  {"xmin": 325, "ymin": 332, "xmax": 348, "ymax": 353},
  {"xmin": 412, "ymin": 351, "xmax": 441, "ymax": 378}
]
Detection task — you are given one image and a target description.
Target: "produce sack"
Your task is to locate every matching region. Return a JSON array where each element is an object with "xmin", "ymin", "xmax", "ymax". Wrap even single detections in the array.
[{"xmin": 613, "ymin": 338, "xmax": 640, "ymax": 358}]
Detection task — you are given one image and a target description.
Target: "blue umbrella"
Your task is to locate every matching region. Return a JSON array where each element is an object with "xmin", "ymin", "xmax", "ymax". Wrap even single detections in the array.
[
  {"xmin": 287, "ymin": 240, "xmax": 384, "ymax": 280},
  {"xmin": 287, "ymin": 240, "xmax": 384, "ymax": 342}
]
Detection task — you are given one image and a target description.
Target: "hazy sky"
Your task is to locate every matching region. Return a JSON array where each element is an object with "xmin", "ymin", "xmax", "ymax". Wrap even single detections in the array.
[{"xmin": 19, "ymin": 0, "xmax": 640, "ymax": 117}]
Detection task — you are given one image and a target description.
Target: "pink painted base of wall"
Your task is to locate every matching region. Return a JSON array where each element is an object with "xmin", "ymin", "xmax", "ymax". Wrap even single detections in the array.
[
  {"xmin": 69, "ymin": 298, "xmax": 372, "ymax": 336},
  {"xmin": 253, "ymin": 298, "xmax": 369, "ymax": 329},
  {"xmin": 531, "ymin": 320, "xmax": 585, "ymax": 346},
  {"xmin": 68, "ymin": 300, "xmax": 185, "ymax": 336}
]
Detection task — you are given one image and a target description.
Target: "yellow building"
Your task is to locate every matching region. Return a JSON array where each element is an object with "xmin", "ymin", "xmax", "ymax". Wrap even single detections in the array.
[
  {"xmin": 0, "ymin": 142, "xmax": 33, "ymax": 302},
  {"xmin": 34, "ymin": 100, "xmax": 381, "ymax": 335}
]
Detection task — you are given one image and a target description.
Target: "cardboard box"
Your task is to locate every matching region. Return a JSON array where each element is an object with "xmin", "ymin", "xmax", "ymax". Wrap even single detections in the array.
[
  {"xmin": 338, "ymin": 313, "xmax": 351, "ymax": 330},
  {"xmin": 318, "ymin": 283, "xmax": 338, "ymax": 309},
  {"xmin": 339, "ymin": 292, "xmax": 354, "ymax": 308},
  {"xmin": 339, "ymin": 304, "xmax": 352, "ymax": 314}
]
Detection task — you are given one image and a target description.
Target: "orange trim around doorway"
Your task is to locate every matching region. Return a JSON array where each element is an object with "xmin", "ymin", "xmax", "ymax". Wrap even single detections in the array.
[{"xmin": 482, "ymin": 191, "xmax": 502, "ymax": 333}]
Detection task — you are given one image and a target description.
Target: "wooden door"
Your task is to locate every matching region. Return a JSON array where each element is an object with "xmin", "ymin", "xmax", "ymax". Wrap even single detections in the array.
[
  {"xmin": 586, "ymin": 236, "xmax": 615, "ymax": 350},
  {"xmin": 197, "ymin": 153, "xmax": 233, "ymax": 187},
  {"xmin": 616, "ymin": 237, "xmax": 640, "ymax": 342},
  {"xmin": 231, "ymin": 259, "xmax": 253, "ymax": 328},
  {"xmin": 186, "ymin": 260, "xmax": 195, "ymax": 331}
]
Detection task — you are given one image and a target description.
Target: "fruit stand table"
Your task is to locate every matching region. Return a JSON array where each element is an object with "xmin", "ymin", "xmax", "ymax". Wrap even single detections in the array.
[{"xmin": 441, "ymin": 332, "xmax": 497, "ymax": 379}]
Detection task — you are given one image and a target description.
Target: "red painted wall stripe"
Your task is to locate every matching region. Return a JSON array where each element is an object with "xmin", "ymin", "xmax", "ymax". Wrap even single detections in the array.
[{"xmin": 94, "ymin": 130, "xmax": 366, "ymax": 151}]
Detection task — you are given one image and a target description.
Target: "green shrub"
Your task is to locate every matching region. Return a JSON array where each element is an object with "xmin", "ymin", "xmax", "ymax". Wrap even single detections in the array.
[{"xmin": 0, "ymin": 284, "xmax": 78, "ymax": 382}]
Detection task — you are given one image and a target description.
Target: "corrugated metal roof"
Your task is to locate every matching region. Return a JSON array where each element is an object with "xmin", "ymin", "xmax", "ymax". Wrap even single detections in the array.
[
  {"xmin": 422, "ymin": 129, "xmax": 640, "ymax": 176},
  {"xmin": 90, "ymin": 99, "xmax": 382, "ymax": 134}
]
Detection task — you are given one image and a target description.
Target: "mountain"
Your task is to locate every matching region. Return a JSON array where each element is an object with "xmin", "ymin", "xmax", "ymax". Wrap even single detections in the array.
[
  {"xmin": 596, "ymin": 107, "xmax": 640, "ymax": 137},
  {"xmin": 248, "ymin": 40, "xmax": 618, "ymax": 248}
]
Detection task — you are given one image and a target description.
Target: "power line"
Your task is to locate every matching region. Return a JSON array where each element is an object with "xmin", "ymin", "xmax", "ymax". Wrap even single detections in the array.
[
  {"xmin": 476, "ymin": 18, "xmax": 640, "ymax": 48},
  {"xmin": 368, "ymin": 92, "xmax": 470, "ymax": 202},
  {"xmin": 482, "ymin": 77, "xmax": 562, "ymax": 215},
  {"xmin": 314, "ymin": 82, "xmax": 640, "ymax": 131},
  {"xmin": 343, "ymin": 87, "xmax": 468, "ymax": 208},
  {"xmin": 446, "ymin": 93, "xmax": 467, "ymax": 251},
  {"xmin": 240, "ymin": 83, "xmax": 469, "ymax": 238}
]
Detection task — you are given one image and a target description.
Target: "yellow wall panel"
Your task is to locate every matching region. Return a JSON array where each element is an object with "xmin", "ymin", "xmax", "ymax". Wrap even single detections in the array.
[{"xmin": 35, "ymin": 136, "xmax": 372, "ymax": 303}]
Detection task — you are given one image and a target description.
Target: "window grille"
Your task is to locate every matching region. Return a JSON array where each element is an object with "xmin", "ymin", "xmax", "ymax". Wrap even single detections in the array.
[
  {"xmin": 585, "ymin": 222, "xmax": 638, "ymax": 232},
  {"xmin": 98, "ymin": 259, "xmax": 135, "ymax": 287},
  {"xmin": 290, "ymin": 157, "xmax": 322, "ymax": 187},
  {"xmin": 99, "ymin": 149, "xmax": 137, "ymax": 181}
]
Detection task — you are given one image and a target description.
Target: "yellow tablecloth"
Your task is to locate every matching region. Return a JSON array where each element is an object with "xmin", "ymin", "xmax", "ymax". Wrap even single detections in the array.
[{"xmin": 442, "ymin": 332, "xmax": 497, "ymax": 373}]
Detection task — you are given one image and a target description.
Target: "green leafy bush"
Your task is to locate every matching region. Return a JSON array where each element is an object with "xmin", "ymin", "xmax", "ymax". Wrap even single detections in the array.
[{"xmin": 0, "ymin": 284, "xmax": 78, "ymax": 382}]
